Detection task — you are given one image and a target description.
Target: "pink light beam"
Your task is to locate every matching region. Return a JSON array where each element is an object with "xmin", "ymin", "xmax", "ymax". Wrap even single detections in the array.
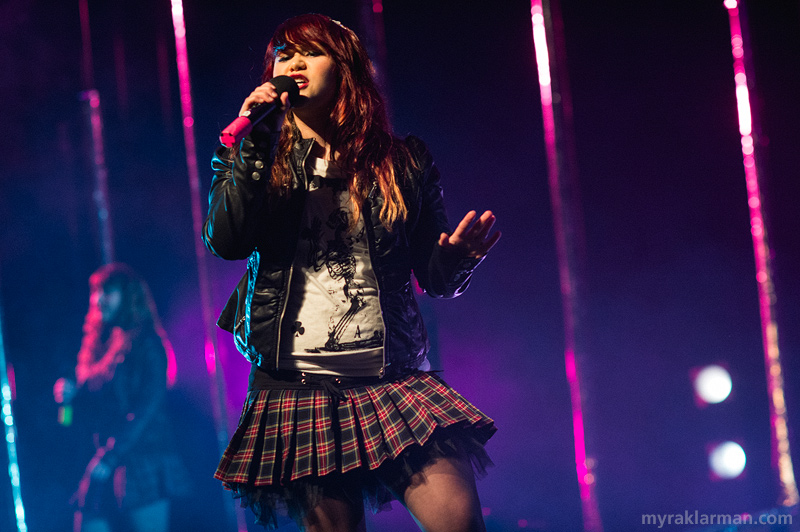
[
  {"xmin": 531, "ymin": 2, "xmax": 603, "ymax": 530},
  {"xmin": 168, "ymin": 2, "xmax": 244, "ymax": 530},
  {"xmin": 725, "ymin": 0, "xmax": 798, "ymax": 507}
]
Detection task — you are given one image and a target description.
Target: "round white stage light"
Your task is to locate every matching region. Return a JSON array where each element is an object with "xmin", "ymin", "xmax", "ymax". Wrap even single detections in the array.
[
  {"xmin": 694, "ymin": 365, "xmax": 732, "ymax": 404},
  {"xmin": 709, "ymin": 441, "xmax": 746, "ymax": 479}
]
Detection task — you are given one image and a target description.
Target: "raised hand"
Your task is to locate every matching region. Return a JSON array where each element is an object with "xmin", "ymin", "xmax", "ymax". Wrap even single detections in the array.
[
  {"xmin": 438, "ymin": 210, "xmax": 501, "ymax": 259},
  {"xmin": 238, "ymin": 81, "xmax": 293, "ymax": 132}
]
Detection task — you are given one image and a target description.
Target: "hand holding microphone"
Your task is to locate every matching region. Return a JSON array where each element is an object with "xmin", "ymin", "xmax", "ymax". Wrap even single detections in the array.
[
  {"xmin": 54, "ymin": 377, "xmax": 77, "ymax": 426},
  {"xmin": 219, "ymin": 75, "xmax": 300, "ymax": 147}
]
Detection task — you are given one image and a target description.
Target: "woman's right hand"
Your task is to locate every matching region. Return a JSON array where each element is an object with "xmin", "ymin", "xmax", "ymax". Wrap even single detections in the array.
[
  {"xmin": 438, "ymin": 210, "xmax": 501, "ymax": 259},
  {"xmin": 53, "ymin": 377, "xmax": 77, "ymax": 404},
  {"xmin": 238, "ymin": 81, "xmax": 293, "ymax": 132}
]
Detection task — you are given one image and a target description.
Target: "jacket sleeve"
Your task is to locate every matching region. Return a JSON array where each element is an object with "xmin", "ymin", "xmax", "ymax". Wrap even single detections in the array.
[
  {"xmin": 203, "ymin": 132, "xmax": 280, "ymax": 260},
  {"xmin": 406, "ymin": 136, "xmax": 484, "ymax": 298}
]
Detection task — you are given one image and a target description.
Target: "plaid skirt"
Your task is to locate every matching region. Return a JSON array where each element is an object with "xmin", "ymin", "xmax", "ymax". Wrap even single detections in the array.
[{"xmin": 215, "ymin": 370, "xmax": 496, "ymax": 528}]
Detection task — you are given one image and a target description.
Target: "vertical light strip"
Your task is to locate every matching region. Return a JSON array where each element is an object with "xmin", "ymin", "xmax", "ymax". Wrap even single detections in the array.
[
  {"xmin": 168, "ymin": 2, "xmax": 243, "ymax": 530},
  {"xmin": 168, "ymin": 0, "xmax": 219, "ymax": 427},
  {"xmin": 357, "ymin": 0, "xmax": 391, "ymax": 114},
  {"xmin": 724, "ymin": 0, "xmax": 799, "ymax": 506},
  {"xmin": 531, "ymin": 2, "xmax": 602, "ymax": 530},
  {"xmin": 78, "ymin": 0, "xmax": 94, "ymax": 90},
  {"xmin": 79, "ymin": 0, "xmax": 114, "ymax": 264},
  {"xmin": 0, "ymin": 303, "xmax": 27, "ymax": 531},
  {"xmin": 81, "ymin": 89, "xmax": 115, "ymax": 264}
]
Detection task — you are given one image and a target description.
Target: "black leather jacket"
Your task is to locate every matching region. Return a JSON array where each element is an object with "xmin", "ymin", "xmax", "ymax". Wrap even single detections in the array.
[{"xmin": 203, "ymin": 133, "xmax": 482, "ymax": 378}]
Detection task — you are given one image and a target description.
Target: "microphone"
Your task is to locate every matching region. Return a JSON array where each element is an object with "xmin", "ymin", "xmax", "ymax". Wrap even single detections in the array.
[{"xmin": 219, "ymin": 75, "xmax": 300, "ymax": 147}]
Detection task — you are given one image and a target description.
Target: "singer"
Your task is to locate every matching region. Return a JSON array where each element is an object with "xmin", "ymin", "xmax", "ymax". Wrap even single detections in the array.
[
  {"xmin": 204, "ymin": 14, "xmax": 500, "ymax": 532},
  {"xmin": 53, "ymin": 264, "xmax": 190, "ymax": 532}
]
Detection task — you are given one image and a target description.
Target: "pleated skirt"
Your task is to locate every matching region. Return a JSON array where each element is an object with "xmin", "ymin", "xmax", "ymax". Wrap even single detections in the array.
[{"xmin": 215, "ymin": 371, "xmax": 496, "ymax": 528}]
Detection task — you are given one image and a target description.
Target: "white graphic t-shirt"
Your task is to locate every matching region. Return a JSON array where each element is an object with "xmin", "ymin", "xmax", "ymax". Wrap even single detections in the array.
[{"xmin": 278, "ymin": 156, "xmax": 384, "ymax": 377}]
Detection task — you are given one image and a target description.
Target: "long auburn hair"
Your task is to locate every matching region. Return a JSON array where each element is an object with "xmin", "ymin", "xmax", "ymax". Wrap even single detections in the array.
[
  {"xmin": 262, "ymin": 13, "xmax": 412, "ymax": 229},
  {"xmin": 75, "ymin": 263, "xmax": 176, "ymax": 390}
]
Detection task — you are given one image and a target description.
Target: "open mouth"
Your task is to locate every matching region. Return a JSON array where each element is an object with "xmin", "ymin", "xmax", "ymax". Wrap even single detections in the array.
[{"xmin": 290, "ymin": 75, "xmax": 309, "ymax": 89}]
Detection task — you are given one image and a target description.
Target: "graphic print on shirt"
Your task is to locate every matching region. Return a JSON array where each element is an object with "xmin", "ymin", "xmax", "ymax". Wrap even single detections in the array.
[{"xmin": 296, "ymin": 178, "xmax": 384, "ymax": 353}]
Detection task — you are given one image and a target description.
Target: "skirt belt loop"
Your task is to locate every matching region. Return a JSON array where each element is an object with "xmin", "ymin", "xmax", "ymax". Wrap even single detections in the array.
[
  {"xmin": 248, "ymin": 364, "xmax": 387, "ymax": 406},
  {"xmin": 320, "ymin": 378, "xmax": 346, "ymax": 406}
]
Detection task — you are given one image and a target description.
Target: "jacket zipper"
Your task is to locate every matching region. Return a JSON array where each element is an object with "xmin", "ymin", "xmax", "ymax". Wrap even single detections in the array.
[
  {"xmin": 273, "ymin": 141, "xmax": 315, "ymax": 370},
  {"xmin": 363, "ymin": 181, "xmax": 387, "ymax": 377}
]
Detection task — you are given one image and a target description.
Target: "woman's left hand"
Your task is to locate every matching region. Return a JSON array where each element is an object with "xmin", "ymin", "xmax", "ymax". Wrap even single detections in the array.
[{"xmin": 438, "ymin": 210, "xmax": 501, "ymax": 259}]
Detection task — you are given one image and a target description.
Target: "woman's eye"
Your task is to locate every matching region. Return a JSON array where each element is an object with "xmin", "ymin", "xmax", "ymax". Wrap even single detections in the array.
[{"xmin": 276, "ymin": 55, "xmax": 290, "ymax": 62}]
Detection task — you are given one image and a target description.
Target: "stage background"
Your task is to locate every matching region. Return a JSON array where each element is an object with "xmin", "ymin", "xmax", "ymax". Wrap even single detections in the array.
[{"xmin": 1, "ymin": 1, "xmax": 798, "ymax": 530}]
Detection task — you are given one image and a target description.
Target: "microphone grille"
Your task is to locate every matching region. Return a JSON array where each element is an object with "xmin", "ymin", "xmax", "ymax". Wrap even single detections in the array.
[{"xmin": 269, "ymin": 75, "xmax": 300, "ymax": 105}]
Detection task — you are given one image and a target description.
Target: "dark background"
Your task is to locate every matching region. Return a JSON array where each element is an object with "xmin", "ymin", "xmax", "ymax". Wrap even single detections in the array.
[{"xmin": 1, "ymin": 1, "xmax": 799, "ymax": 531}]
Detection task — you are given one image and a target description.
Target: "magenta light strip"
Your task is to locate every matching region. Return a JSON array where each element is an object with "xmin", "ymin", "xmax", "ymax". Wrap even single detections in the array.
[
  {"xmin": 724, "ymin": 0, "xmax": 799, "ymax": 506},
  {"xmin": 79, "ymin": 0, "xmax": 114, "ymax": 264},
  {"xmin": 80, "ymin": 89, "xmax": 115, "ymax": 264},
  {"xmin": 531, "ymin": 2, "xmax": 602, "ymax": 530},
  {"xmin": 79, "ymin": 0, "xmax": 94, "ymax": 89},
  {"xmin": 168, "ymin": 0, "xmax": 218, "ymax": 392},
  {"xmin": 168, "ymin": 2, "xmax": 244, "ymax": 530}
]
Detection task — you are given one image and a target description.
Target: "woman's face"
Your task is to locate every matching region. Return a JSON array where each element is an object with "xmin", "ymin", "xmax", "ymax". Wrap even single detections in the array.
[
  {"xmin": 92, "ymin": 287, "xmax": 123, "ymax": 324},
  {"xmin": 273, "ymin": 46, "xmax": 338, "ymax": 115}
]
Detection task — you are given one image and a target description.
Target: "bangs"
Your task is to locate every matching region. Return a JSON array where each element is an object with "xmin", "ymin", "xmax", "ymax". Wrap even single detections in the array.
[
  {"xmin": 272, "ymin": 34, "xmax": 328, "ymax": 56},
  {"xmin": 269, "ymin": 15, "xmax": 341, "ymax": 58}
]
